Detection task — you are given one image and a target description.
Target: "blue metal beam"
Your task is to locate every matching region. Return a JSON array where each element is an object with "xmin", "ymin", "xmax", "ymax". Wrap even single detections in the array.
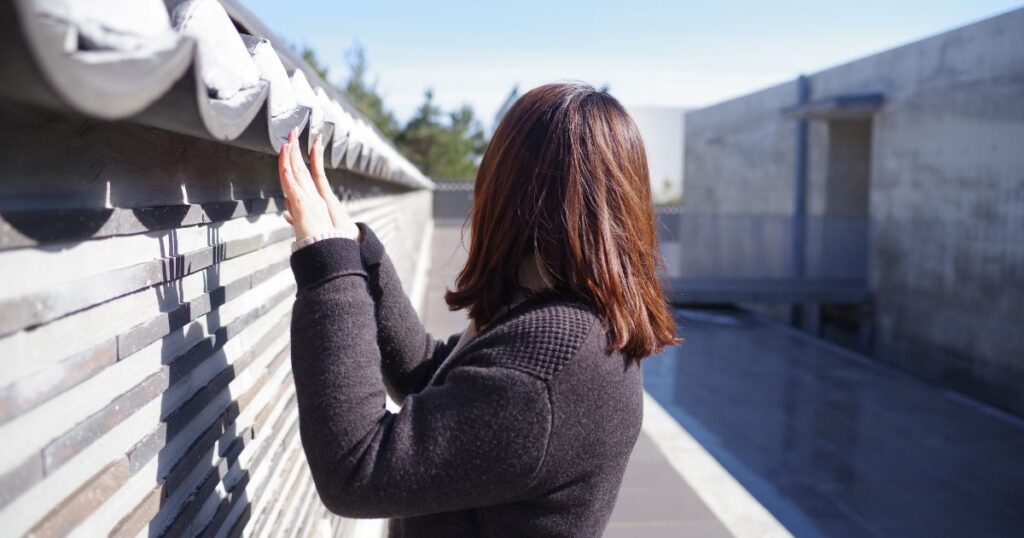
[{"xmin": 782, "ymin": 92, "xmax": 885, "ymax": 120}]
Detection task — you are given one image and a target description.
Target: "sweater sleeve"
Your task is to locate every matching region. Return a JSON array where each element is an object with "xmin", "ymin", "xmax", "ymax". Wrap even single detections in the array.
[
  {"xmin": 288, "ymin": 237, "xmax": 552, "ymax": 518},
  {"xmin": 355, "ymin": 222, "xmax": 461, "ymax": 400}
]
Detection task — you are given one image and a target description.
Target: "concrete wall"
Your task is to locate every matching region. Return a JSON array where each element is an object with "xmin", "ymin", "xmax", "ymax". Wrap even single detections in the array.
[
  {"xmin": 0, "ymin": 103, "xmax": 433, "ymax": 536},
  {"xmin": 682, "ymin": 8, "xmax": 1024, "ymax": 414},
  {"xmin": 625, "ymin": 106, "xmax": 686, "ymax": 204},
  {"xmin": 432, "ymin": 182, "xmax": 475, "ymax": 223},
  {"xmin": 684, "ymin": 81, "xmax": 799, "ymax": 216}
]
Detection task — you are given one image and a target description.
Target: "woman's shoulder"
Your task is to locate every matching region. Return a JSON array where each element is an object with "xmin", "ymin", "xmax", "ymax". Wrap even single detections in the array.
[{"xmin": 462, "ymin": 294, "xmax": 606, "ymax": 382}]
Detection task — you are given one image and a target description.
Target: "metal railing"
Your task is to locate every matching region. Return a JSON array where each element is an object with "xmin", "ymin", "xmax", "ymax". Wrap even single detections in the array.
[{"xmin": 660, "ymin": 213, "xmax": 869, "ymax": 304}]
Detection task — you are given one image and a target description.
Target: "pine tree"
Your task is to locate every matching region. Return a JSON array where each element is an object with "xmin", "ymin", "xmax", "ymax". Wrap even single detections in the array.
[
  {"xmin": 343, "ymin": 42, "xmax": 401, "ymax": 141},
  {"xmin": 299, "ymin": 43, "xmax": 496, "ymax": 180}
]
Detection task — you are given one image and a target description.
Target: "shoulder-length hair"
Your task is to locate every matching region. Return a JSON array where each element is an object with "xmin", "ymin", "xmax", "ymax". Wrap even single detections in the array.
[{"xmin": 445, "ymin": 82, "xmax": 682, "ymax": 362}]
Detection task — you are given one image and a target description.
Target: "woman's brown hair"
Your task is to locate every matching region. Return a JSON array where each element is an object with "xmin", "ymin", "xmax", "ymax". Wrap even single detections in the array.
[{"xmin": 445, "ymin": 82, "xmax": 682, "ymax": 361}]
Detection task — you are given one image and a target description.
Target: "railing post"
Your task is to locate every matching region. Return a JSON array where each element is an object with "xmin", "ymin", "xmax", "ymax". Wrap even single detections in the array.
[{"xmin": 789, "ymin": 74, "xmax": 810, "ymax": 326}]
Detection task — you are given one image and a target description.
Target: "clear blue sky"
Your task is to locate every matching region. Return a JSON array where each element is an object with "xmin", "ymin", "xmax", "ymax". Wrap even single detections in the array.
[{"xmin": 241, "ymin": 0, "xmax": 1022, "ymax": 127}]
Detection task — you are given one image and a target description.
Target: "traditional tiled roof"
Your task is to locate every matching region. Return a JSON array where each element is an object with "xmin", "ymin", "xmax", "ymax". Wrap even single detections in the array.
[{"xmin": 0, "ymin": 0, "xmax": 431, "ymax": 189}]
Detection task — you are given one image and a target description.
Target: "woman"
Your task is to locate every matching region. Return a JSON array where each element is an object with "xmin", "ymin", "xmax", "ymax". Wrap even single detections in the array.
[{"xmin": 279, "ymin": 82, "xmax": 681, "ymax": 537}]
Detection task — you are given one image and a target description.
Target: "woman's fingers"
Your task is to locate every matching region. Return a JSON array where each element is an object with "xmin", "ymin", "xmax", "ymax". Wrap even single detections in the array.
[
  {"xmin": 289, "ymin": 131, "xmax": 317, "ymax": 197},
  {"xmin": 310, "ymin": 135, "xmax": 333, "ymax": 198},
  {"xmin": 278, "ymin": 136, "xmax": 303, "ymax": 207},
  {"xmin": 277, "ymin": 131, "xmax": 336, "ymax": 240},
  {"xmin": 308, "ymin": 135, "xmax": 352, "ymax": 234},
  {"xmin": 284, "ymin": 194, "xmax": 295, "ymax": 223}
]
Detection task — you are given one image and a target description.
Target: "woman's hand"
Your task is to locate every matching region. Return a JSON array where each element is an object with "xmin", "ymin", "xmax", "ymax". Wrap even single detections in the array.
[
  {"xmin": 307, "ymin": 132, "xmax": 361, "ymax": 241},
  {"xmin": 279, "ymin": 129, "xmax": 361, "ymax": 241}
]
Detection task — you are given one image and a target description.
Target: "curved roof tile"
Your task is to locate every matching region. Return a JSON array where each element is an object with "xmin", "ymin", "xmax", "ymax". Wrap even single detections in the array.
[
  {"xmin": 3, "ymin": 0, "xmax": 433, "ymax": 189},
  {"xmin": 10, "ymin": 0, "xmax": 195, "ymax": 119}
]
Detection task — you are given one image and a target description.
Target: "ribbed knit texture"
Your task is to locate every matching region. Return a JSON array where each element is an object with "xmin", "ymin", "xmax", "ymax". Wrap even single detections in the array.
[{"xmin": 288, "ymin": 222, "xmax": 644, "ymax": 537}]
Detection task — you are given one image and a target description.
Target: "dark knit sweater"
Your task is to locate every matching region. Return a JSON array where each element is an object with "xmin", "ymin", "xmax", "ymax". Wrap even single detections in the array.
[{"xmin": 288, "ymin": 222, "xmax": 644, "ymax": 537}]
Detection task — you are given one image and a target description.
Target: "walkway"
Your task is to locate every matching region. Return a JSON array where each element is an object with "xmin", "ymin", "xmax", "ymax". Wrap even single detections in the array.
[{"xmin": 644, "ymin": 308, "xmax": 1024, "ymax": 537}]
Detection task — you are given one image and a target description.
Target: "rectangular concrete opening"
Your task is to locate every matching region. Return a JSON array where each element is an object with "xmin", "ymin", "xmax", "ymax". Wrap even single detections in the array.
[
  {"xmin": 825, "ymin": 119, "xmax": 872, "ymax": 219},
  {"xmin": 816, "ymin": 118, "xmax": 874, "ymax": 348}
]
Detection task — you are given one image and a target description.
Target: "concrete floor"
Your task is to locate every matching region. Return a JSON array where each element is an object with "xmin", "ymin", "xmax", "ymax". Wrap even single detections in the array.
[
  {"xmin": 421, "ymin": 221, "xmax": 472, "ymax": 338},
  {"xmin": 644, "ymin": 308, "xmax": 1024, "ymax": 538},
  {"xmin": 604, "ymin": 433, "xmax": 732, "ymax": 537}
]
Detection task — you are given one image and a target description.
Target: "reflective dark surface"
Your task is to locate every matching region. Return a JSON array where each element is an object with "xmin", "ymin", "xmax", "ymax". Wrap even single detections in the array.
[{"xmin": 643, "ymin": 308, "xmax": 1024, "ymax": 538}]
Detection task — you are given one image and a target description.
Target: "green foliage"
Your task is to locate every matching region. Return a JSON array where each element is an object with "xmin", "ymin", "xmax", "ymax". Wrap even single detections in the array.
[
  {"xmin": 396, "ymin": 90, "xmax": 486, "ymax": 180},
  {"xmin": 301, "ymin": 43, "xmax": 493, "ymax": 181},
  {"xmin": 301, "ymin": 46, "xmax": 329, "ymax": 81},
  {"xmin": 343, "ymin": 43, "xmax": 401, "ymax": 141}
]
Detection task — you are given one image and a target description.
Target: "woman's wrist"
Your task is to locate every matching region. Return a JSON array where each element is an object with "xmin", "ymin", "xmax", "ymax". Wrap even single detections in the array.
[
  {"xmin": 291, "ymin": 226, "xmax": 360, "ymax": 253},
  {"xmin": 343, "ymin": 221, "xmax": 362, "ymax": 242}
]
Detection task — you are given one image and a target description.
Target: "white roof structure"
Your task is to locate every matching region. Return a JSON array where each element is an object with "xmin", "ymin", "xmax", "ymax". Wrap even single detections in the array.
[{"xmin": 1, "ymin": 0, "xmax": 433, "ymax": 189}]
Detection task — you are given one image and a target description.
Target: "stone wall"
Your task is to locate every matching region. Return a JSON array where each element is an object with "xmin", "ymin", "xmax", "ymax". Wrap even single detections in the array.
[{"xmin": 0, "ymin": 103, "xmax": 433, "ymax": 536}]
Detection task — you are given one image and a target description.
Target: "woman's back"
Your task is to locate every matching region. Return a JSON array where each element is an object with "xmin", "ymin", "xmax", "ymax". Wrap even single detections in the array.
[{"xmin": 386, "ymin": 287, "xmax": 644, "ymax": 537}]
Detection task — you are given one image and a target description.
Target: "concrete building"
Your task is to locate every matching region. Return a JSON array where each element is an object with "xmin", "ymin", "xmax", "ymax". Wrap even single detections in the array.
[
  {"xmin": 624, "ymin": 105, "xmax": 686, "ymax": 204},
  {"xmin": 680, "ymin": 8, "xmax": 1024, "ymax": 414},
  {"xmin": 0, "ymin": 0, "xmax": 432, "ymax": 535}
]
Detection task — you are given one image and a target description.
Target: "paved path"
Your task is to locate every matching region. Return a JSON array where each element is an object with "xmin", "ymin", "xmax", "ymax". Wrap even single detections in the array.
[
  {"xmin": 423, "ymin": 222, "xmax": 736, "ymax": 538},
  {"xmin": 604, "ymin": 432, "xmax": 732, "ymax": 537},
  {"xmin": 421, "ymin": 221, "xmax": 472, "ymax": 337},
  {"xmin": 644, "ymin": 308, "xmax": 1024, "ymax": 538}
]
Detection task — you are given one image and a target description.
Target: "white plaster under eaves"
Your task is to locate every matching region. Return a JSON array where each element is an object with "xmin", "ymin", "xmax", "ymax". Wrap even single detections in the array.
[
  {"xmin": 241, "ymin": 34, "xmax": 308, "ymax": 152},
  {"xmin": 168, "ymin": 0, "xmax": 258, "ymax": 101},
  {"xmin": 358, "ymin": 122, "xmax": 378, "ymax": 173},
  {"xmin": 16, "ymin": 1, "xmax": 430, "ymax": 187},
  {"xmin": 327, "ymin": 100, "xmax": 354, "ymax": 169},
  {"xmin": 286, "ymin": 68, "xmax": 430, "ymax": 185},
  {"xmin": 368, "ymin": 137, "xmax": 386, "ymax": 176},
  {"xmin": 289, "ymin": 68, "xmax": 317, "ymax": 109},
  {"xmin": 381, "ymin": 147, "xmax": 397, "ymax": 178},
  {"xmin": 313, "ymin": 87, "xmax": 339, "ymax": 155},
  {"xmin": 34, "ymin": 0, "xmax": 172, "ymax": 51},
  {"xmin": 15, "ymin": 0, "xmax": 193, "ymax": 118},
  {"xmin": 288, "ymin": 69, "xmax": 333, "ymax": 148},
  {"xmin": 346, "ymin": 117, "xmax": 369, "ymax": 171},
  {"xmin": 241, "ymin": 36, "xmax": 298, "ymax": 119},
  {"xmin": 380, "ymin": 141, "xmax": 398, "ymax": 177},
  {"xmin": 376, "ymin": 146, "xmax": 391, "ymax": 177},
  {"xmin": 167, "ymin": 0, "xmax": 267, "ymax": 140}
]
